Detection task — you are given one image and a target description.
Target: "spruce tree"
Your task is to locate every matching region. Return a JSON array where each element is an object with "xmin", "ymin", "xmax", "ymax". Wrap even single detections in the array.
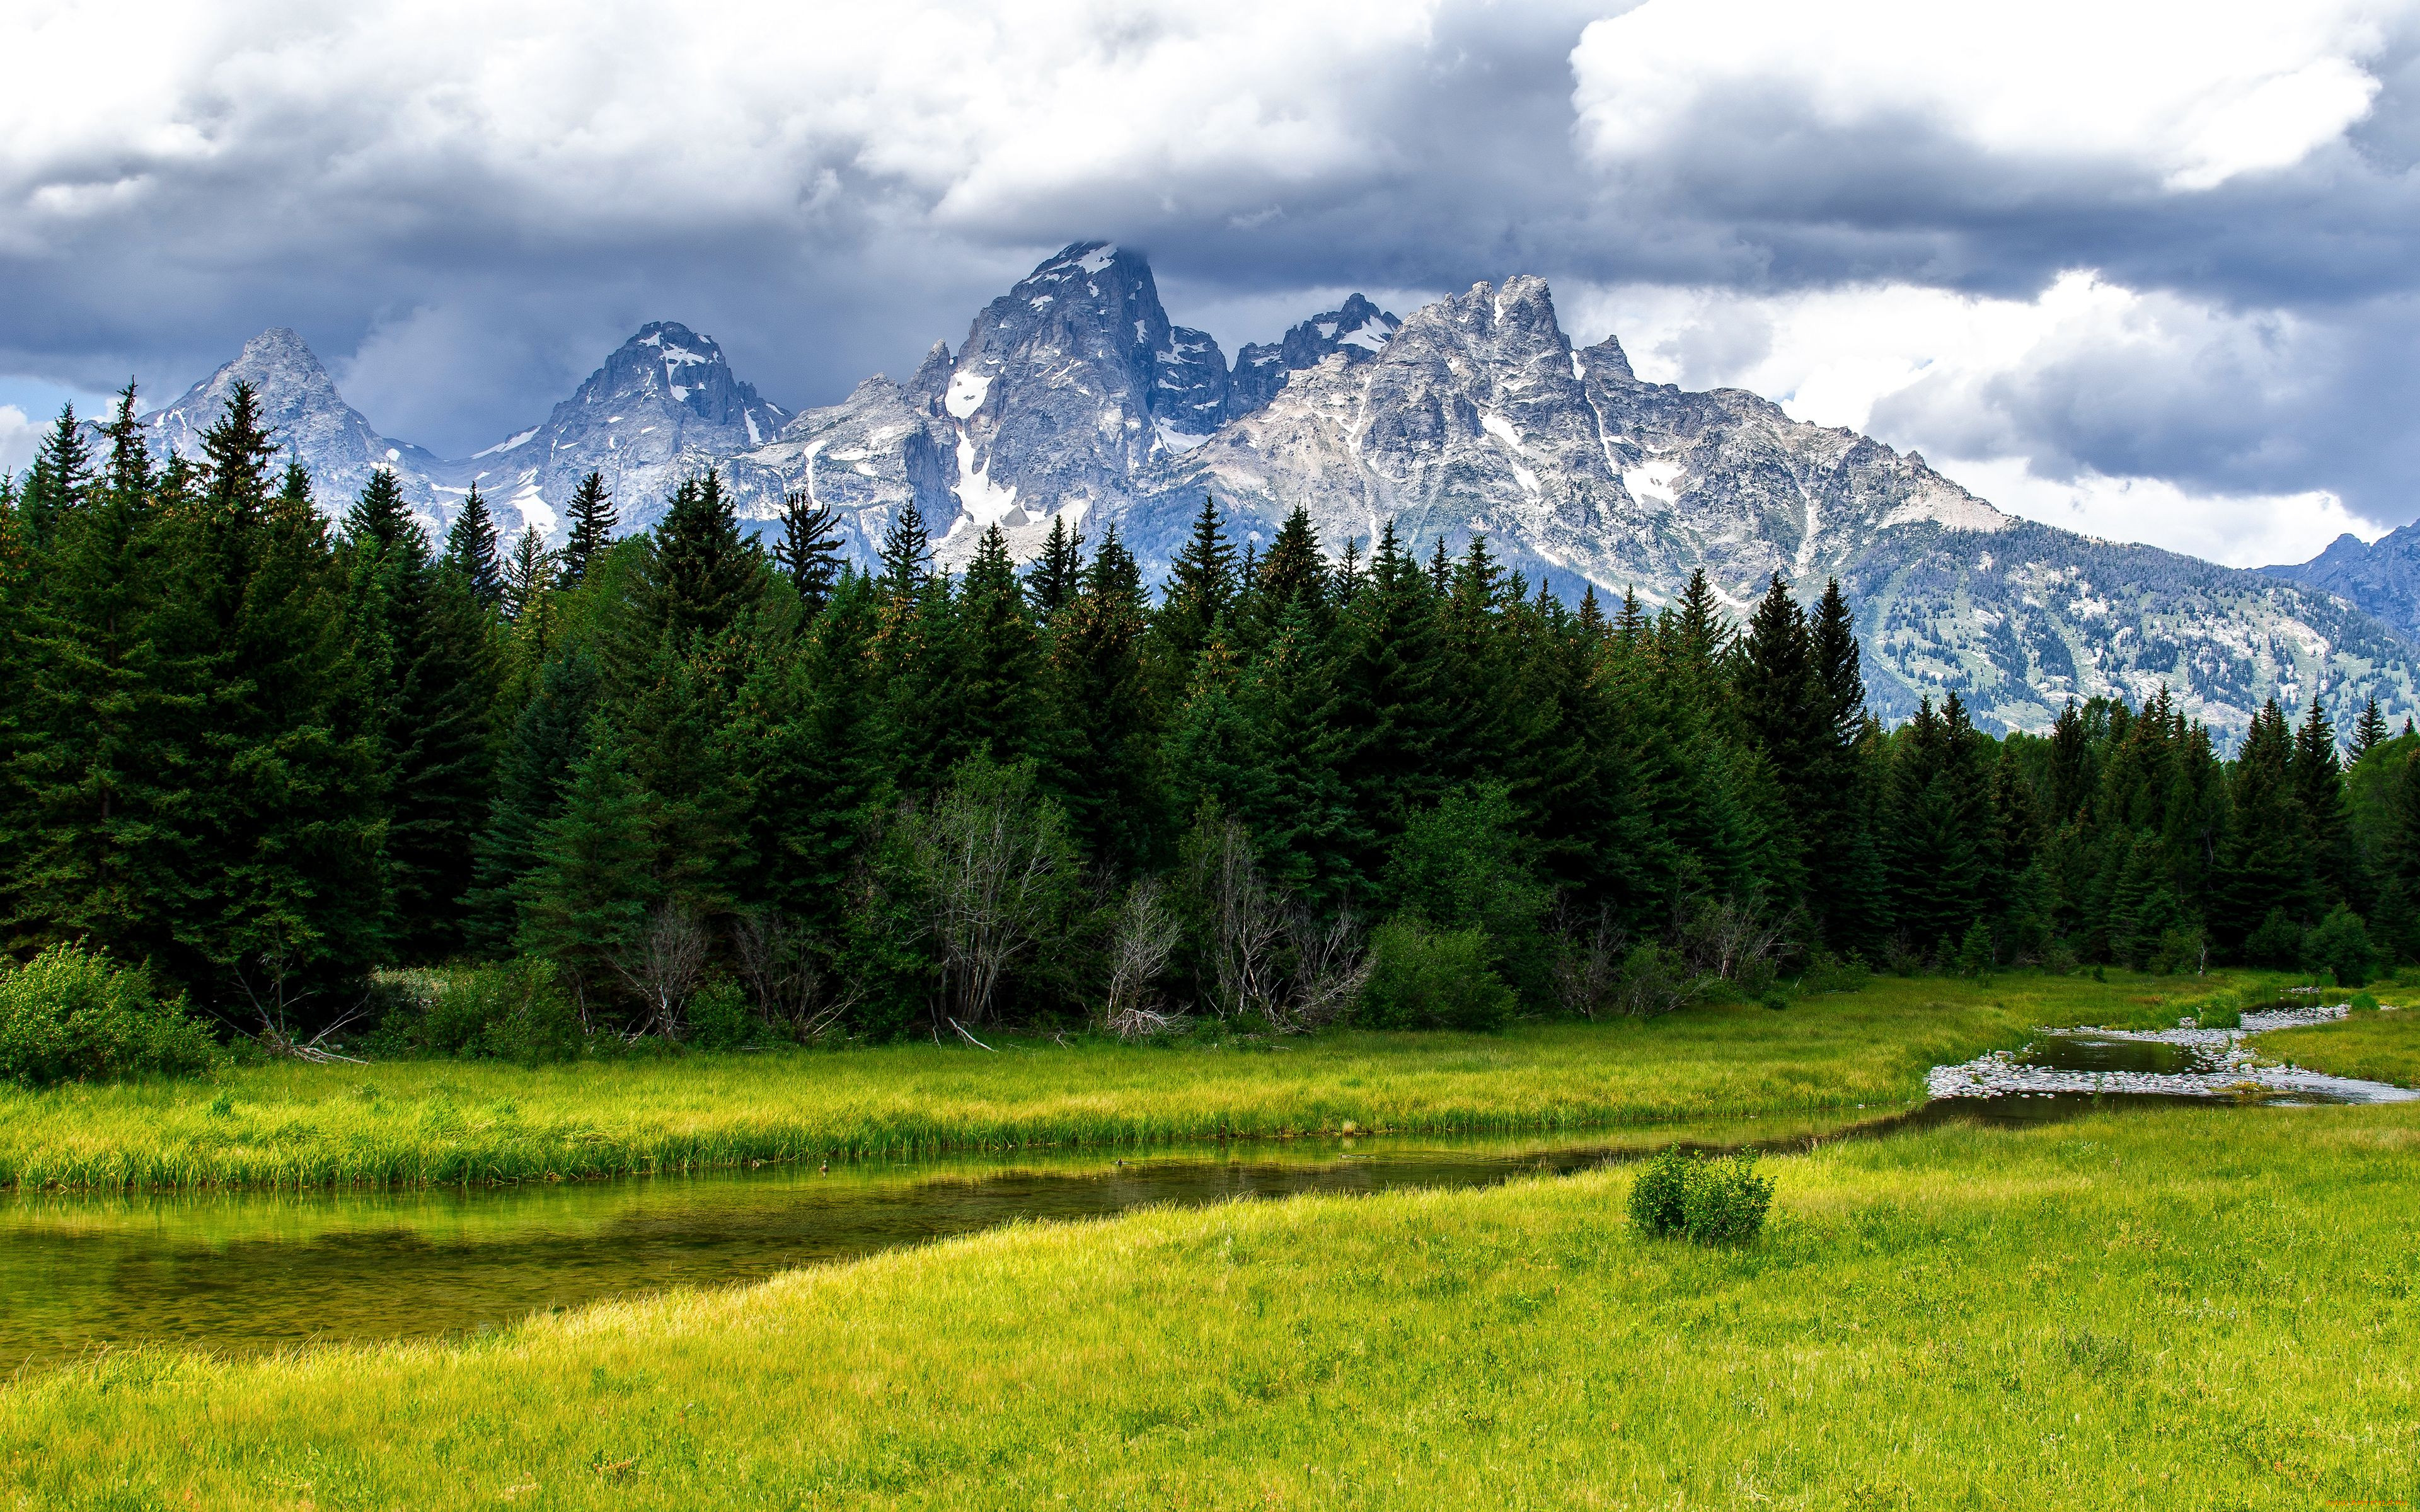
[
  {"xmin": 18, "ymin": 404, "xmax": 93, "ymax": 549},
  {"xmin": 2352, "ymin": 696, "xmax": 2389, "ymax": 760},
  {"xmin": 1041, "ymin": 527, "xmax": 1158, "ymax": 868},
  {"xmin": 1158, "ymin": 495, "xmax": 1236, "ymax": 672},
  {"xmin": 2217, "ymin": 699, "xmax": 2301, "ymax": 946},
  {"xmin": 878, "ymin": 498, "xmax": 932, "ymax": 598},
  {"xmin": 444, "ymin": 485, "xmax": 504, "ymax": 611},
  {"xmin": 464, "ymin": 650, "xmax": 603, "ymax": 953},
  {"xmin": 518, "ymin": 716, "xmax": 654, "ymax": 1010},
  {"xmin": 2294, "ymin": 694, "xmax": 2355, "ymax": 910},
  {"xmin": 1025, "ymin": 514, "xmax": 1085, "ymax": 619},
  {"xmin": 952, "ymin": 524, "xmax": 1037, "ymax": 767},
  {"xmin": 503, "ymin": 527, "xmax": 553, "ymax": 622},
  {"xmin": 558, "ymin": 471, "xmax": 616, "ymax": 588},
  {"xmin": 771, "ymin": 488, "xmax": 843, "ymax": 615},
  {"xmin": 635, "ymin": 471, "xmax": 763, "ymax": 656}
]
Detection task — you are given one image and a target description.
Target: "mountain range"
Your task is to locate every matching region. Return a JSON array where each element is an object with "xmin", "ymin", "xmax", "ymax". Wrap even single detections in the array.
[{"xmin": 122, "ymin": 241, "xmax": 2419, "ymax": 736}]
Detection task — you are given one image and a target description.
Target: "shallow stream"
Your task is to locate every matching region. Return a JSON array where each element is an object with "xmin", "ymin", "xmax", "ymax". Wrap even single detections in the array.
[{"xmin": 6, "ymin": 1005, "xmax": 2413, "ymax": 1373}]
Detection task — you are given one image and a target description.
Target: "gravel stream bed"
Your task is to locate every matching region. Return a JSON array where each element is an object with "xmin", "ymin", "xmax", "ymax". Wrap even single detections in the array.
[{"xmin": 1925, "ymin": 1001, "xmax": 2420, "ymax": 1104}]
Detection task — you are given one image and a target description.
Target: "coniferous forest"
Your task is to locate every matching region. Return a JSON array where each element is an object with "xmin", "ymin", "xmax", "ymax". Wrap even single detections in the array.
[{"xmin": 4, "ymin": 384, "xmax": 2414, "ymax": 1047}]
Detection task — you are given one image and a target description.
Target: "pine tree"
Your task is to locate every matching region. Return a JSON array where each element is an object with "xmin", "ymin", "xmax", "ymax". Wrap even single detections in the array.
[
  {"xmin": 1025, "ymin": 514, "xmax": 1086, "ymax": 619},
  {"xmin": 2295, "ymin": 694, "xmax": 2355, "ymax": 910},
  {"xmin": 464, "ymin": 650, "xmax": 604, "ymax": 953},
  {"xmin": 1041, "ymin": 527, "xmax": 1158, "ymax": 869},
  {"xmin": 558, "ymin": 471, "xmax": 616, "ymax": 588},
  {"xmin": 2352, "ymin": 696, "xmax": 2389, "ymax": 760},
  {"xmin": 503, "ymin": 527, "xmax": 553, "ymax": 622},
  {"xmin": 2217, "ymin": 698, "xmax": 2301, "ymax": 947},
  {"xmin": 18, "ymin": 404, "xmax": 93, "ymax": 549},
  {"xmin": 517, "ymin": 716, "xmax": 654, "ymax": 1009},
  {"xmin": 1157, "ymin": 495, "xmax": 1236, "ymax": 672},
  {"xmin": 444, "ymin": 485, "xmax": 504, "ymax": 611},
  {"xmin": 952, "ymin": 524, "xmax": 1037, "ymax": 767},
  {"xmin": 770, "ymin": 488, "xmax": 843, "ymax": 615},
  {"xmin": 342, "ymin": 467, "xmax": 420, "ymax": 555},
  {"xmin": 878, "ymin": 499, "xmax": 932, "ymax": 598},
  {"xmin": 635, "ymin": 471, "xmax": 763, "ymax": 656}
]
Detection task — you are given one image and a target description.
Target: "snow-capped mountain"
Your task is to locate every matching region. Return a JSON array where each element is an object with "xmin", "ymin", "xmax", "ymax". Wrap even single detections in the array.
[
  {"xmin": 459, "ymin": 321, "xmax": 786, "ymax": 540},
  {"xmin": 130, "ymin": 243, "xmax": 2420, "ymax": 733},
  {"xmin": 1227, "ymin": 294, "xmax": 1401, "ymax": 416},
  {"xmin": 133, "ymin": 328, "xmax": 454, "ymax": 532}
]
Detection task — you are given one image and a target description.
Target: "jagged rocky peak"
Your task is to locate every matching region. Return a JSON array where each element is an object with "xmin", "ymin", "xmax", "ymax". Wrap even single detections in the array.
[
  {"xmin": 458, "ymin": 319, "xmax": 788, "ymax": 541},
  {"xmin": 914, "ymin": 241, "xmax": 1231, "ymax": 560},
  {"xmin": 140, "ymin": 326, "xmax": 452, "ymax": 523},
  {"xmin": 1230, "ymin": 293, "xmax": 1402, "ymax": 415}
]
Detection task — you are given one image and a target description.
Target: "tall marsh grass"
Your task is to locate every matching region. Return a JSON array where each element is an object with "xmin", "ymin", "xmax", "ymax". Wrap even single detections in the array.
[{"xmin": 0, "ymin": 968, "xmax": 2282, "ymax": 1190}]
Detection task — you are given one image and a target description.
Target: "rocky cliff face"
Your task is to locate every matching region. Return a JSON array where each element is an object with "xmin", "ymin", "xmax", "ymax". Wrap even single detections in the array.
[
  {"xmin": 135, "ymin": 328, "xmax": 454, "ymax": 534},
  {"xmin": 1227, "ymin": 294, "xmax": 1401, "ymax": 416},
  {"xmin": 460, "ymin": 321, "xmax": 786, "ymax": 541},
  {"xmin": 2262, "ymin": 529, "xmax": 2420, "ymax": 645}
]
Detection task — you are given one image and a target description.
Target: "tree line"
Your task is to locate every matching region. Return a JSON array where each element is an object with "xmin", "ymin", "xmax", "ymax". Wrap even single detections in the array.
[{"xmin": 1, "ymin": 386, "xmax": 2411, "ymax": 1044}]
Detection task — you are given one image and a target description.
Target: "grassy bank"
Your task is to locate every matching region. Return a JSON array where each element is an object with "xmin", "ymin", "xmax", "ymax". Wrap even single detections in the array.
[
  {"xmin": 9, "ymin": 1099, "xmax": 2415, "ymax": 1509},
  {"xmin": 2257, "ymin": 1005, "xmax": 2420, "ymax": 1087},
  {"xmin": 0, "ymin": 971, "xmax": 2261, "ymax": 1191}
]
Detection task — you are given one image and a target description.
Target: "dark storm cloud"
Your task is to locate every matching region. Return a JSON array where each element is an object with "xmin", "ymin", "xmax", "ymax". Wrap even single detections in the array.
[{"xmin": 4, "ymin": 0, "xmax": 2419, "ymax": 547}]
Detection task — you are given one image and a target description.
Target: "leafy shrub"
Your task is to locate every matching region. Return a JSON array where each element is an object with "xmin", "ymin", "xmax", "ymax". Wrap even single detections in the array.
[
  {"xmin": 1358, "ymin": 919, "xmax": 1514, "ymax": 1031},
  {"xmin": 1760, "ymin": 990, "xmax": 1790, "ymax": 1012},
  {"xmin": 2246, "ymin": 908, "xmax": 2305, "ymax": 971},
  {"xmin": 684, "ymin": 978, "xmax": 771, "ymax": 1050},
  {"xmin": 0, "ymin": 943, "xmax": 219, "ymax": 1087},
  {"xmin": 1627, "ymin": 1148, "xmax": 1693, "ymax": 1236},
  {"xmin": 1628, "ymin": 1147, "xmax": 1775, "ymax": 1246},
  {"xmin": 2350, "ymin": 991, "xmax": 2380, "ymax": 1013},
  {"xmin": 1612, "ymin": 942, "xmax": 1707, "ymax": 1019},
  {"xmin": 376, "ymin": 958, "xmax": 583, "ymax": 1063},
  {"xmin": 1685, "ymin": 1154, "xmax": 1776, "ymax": 1244},
  {"xmin": 2305, "ymin": 904, "xmax": 2375, "ymax": 987},
  {"xmin": 1799, "ymin": 950, "xmax": 1870, "ymax": 995}
]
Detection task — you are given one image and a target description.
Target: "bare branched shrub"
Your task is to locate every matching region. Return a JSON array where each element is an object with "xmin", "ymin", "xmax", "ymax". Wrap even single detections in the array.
[
  {"xmin": 614, "ymin": 900, "xmax": 709, "ymax": 1038},
  {"xmin": 1185, "ymin": 818, "xmax": 1286, "ymax": 1021},
  {"xmin": 1272, "ymin": 904, "xmax": 1370, "ymax": 1032},
  {"xmin": 1680, "ymin": 896, "xmax": 1790, "ymax": 985},
  {"xmin": 1612, "ymin": 942, "xmax": 1707, "ymax": 1018},
  {"xmin": 905, "ymin": 770, "xmax": 1075, "ymax": 1026},
  {"xmin": 1550, "ymin": 902, "xmax": 1626, "ymax": 1020},
  {"xmin": 1102, "ymin": 877, "xmax": 1187, "ymax": 1039},
  {"xmin": 732, "ymin": 908, "xmax": 853, "ymax": 1042}
]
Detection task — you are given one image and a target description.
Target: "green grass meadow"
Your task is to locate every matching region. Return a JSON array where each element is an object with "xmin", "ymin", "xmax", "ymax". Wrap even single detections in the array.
[
  {"xmin": 8, "ymin": 1101, "xmax": 2417, "ymax": 1509},
  {"xmin": 0, "ymin": 970, "xmax": 2269, "ymax": 1191},
  {"xmin": 2259, "ymin": 1004, "xmax": 2420, "ymax": 1087},
  {"xmin": 7, "ymin": 966, "xmax": 2405, "ymax": 1509}
]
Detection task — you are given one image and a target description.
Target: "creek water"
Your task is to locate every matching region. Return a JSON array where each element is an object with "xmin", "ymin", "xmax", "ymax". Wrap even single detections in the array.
[{"xmin": 7, "ymin": 1017, "xmax": 2414, "ymax": 1373}]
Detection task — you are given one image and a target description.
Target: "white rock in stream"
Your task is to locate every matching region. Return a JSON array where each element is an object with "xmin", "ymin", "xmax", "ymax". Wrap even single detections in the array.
[{"xmin": 1927, "ymin": 1004, "xmax": 2420, "ymax": 1104}]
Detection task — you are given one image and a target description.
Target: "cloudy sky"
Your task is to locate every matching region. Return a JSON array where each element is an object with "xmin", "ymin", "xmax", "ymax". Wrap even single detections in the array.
[{"xmin": 4, "ymin": 0, "xmax": 2416, "ymax": 567}]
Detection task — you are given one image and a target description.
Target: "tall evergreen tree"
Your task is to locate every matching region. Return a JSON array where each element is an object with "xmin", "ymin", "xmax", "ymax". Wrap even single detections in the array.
[
  {"xmin": 18, "ymin": 404, "xmax": 93, "ymax": 549},
  {"xmin": 464, "ymin": 650, "xmax": 603, "ymax": 953},
  {"xmin": 1157, "ymin": 495, "xmax": 1237, "ymax": 671},
  {"xmin": 952, "ymin": 524, "xmax": 1037, "ymax": 767},
  {"xmin": 558, "ymin": 471, "xmax": 616, "ymax": 588},
  {"xmin": 2351, "ymin": 696, "xmax": 2389, "ymax": 760},
  {"xmin": 503, "ymin": 527, "xmax": 553, "ymax": 622},
  {"xmin": 2295, "ymin": 694, "xmax": 2356, "ymax": 910},
  {"xmin": 444, "ymin": 485, "xmax": 504, "ymax": 611},
  {"xmin": 770, "ymin": 488, "xmax": 843, "ymax": 615},
  {"xmin": 1025, "ymin": 515, "xmax": 1085, "ymax": 619},
  {"xmin": 517, "ymin": 716, "xmax": 654, "ymax": 1008}
]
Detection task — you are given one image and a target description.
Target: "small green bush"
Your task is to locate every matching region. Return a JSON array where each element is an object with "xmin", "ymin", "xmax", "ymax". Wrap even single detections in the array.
[
  {"xmin": 1628, "ymin": 1147, "xmax": 1775, "ymax": 1246},
  {"xmin": 1800, "ymin": 951, "xmax": 1871, "ymax": 995},
  {"xmin": 0, "ymin": 943, "xmax": 219, "ymax": 1087},
  {"xmin": 2350, "ymin": 991, "xmax": 2380, "ymax": 1013},
  {"xmin": 1684, "ymin": 1154, "xmax": 1776, "ymax": 1245},
  {"xmin": 1627, "ymin": 1148, "xmax": 1693, "ymax": 1237},
  {"xmin": 1358, "ymin": 919, "xmax": 1514, "ymax": 1031},
  {"xmin": 2305, "ymin": 905, "xmax": 2375, "ymax": 988},
  {"xmin": 685, "ymin": 979, "xmax": 768, "ymax": 1050},
  {"xmin": 2247, "ymin": 908, "xmax": 2305, "ymax": 971}
]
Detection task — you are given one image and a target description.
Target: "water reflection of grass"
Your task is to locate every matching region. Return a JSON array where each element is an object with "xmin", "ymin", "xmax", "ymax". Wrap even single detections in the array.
[
  {"xmin": 2257, "ymin": 1007, "xmax": 2420, "ymax": 1088},
  {"xmin": 0, "ymin": 970, "xmax": 2280, "ymax": 1191},
  {"xmin": 8, "ymin": 1101, "xmax": 2414, "ymax": 1509}
]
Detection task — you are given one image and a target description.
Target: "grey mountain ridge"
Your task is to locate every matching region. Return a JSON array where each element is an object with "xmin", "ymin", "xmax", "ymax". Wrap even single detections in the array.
[
  {"xmin": 2261, "ymin": 528, "xmax": 2420, "ymax": 647},
  {"xmin": 122, "ymin": 243, "xmax": 2420, "ymax": 735}
]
